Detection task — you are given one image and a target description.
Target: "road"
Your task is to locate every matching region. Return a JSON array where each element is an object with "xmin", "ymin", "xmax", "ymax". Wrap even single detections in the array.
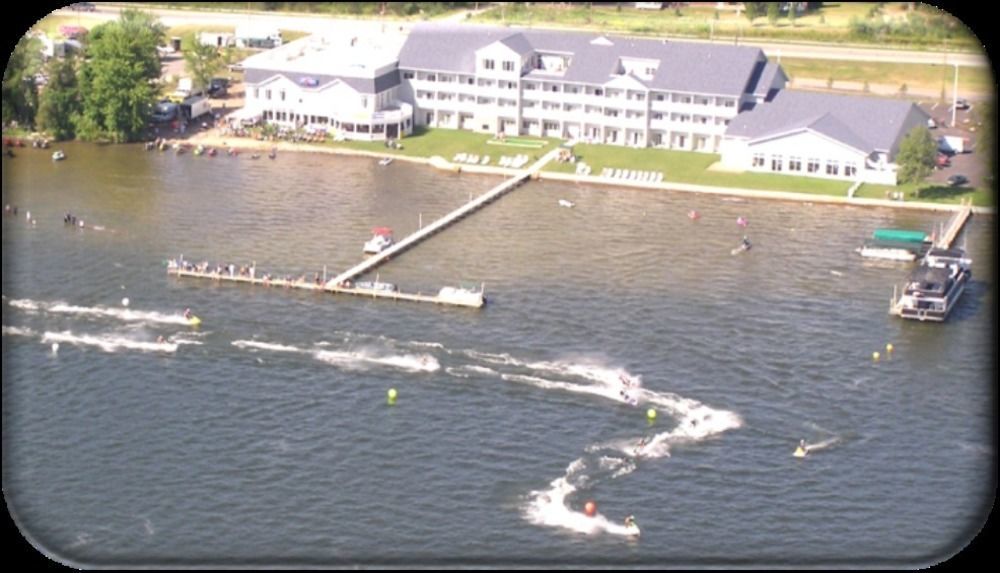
[{"xmin": 67, "ymin": 3, "xmax": 989, "ymax": 68}]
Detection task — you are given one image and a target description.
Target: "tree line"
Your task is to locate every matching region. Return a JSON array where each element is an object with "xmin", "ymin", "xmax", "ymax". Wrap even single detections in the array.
[{"xmin": 4, "ymin": 10, "xmax": 170, "ymax": 142}]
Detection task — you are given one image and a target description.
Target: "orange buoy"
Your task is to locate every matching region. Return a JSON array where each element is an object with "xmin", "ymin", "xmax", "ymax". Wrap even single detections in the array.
[{"xmin": 584, "ymin": 501, "xmax": 597, "ymax": 517}]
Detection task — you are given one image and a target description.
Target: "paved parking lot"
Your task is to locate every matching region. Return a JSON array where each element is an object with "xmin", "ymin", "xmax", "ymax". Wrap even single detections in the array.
[{"xmin": 917, "ymin": 100, "xmax": 989, "ymax": 190}]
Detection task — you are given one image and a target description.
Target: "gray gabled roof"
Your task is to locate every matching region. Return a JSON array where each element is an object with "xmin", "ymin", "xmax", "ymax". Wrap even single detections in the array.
[
  {"xmin": 398, "ymin": 23, "xmax": 765, "ymax": 96},
  {"xmin": 748, "ymin": 61, "xmax": 787, "ymax": 98},
  {"xmin": 498, "ymin": 32, "xmax": 533, "ymax": 55},
  {"xmin": 244, "ymin": 68, "xmax": 399, "ymax": 94},
  {"xmin": 725, "ymin": 90, "xmax": 930, "ymax": 153}
]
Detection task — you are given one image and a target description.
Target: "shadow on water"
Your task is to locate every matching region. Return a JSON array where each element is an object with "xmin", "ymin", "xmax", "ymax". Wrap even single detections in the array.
[{"xmin": 948, "ymin": 278, "xmax": 990, "ymax": 322}]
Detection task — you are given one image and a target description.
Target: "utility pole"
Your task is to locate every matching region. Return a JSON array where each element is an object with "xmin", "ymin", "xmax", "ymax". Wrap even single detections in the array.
[{"xmin": 951, "ymin": 63, "xmax": 959, "ymax": 127}]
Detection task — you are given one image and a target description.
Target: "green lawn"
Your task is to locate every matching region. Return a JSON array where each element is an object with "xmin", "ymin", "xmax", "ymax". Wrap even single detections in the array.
[
  {"xmin": 855, "ymin": 181, "xmax": 994, "ymax": 206},
  {"xmin": 780, "ymin": 57, "xmax": 996, "ymax": 98},
  {"xmin": 31, "ymin": 14, "xmax": 104, "ymax": 37},
  {"xmin": 471, "ymin": 2, "xmax": 978, "ymax": 49},
  {"xmin": 544, "ymin": 143, "xmax": 851, "ymax": 196},
  {"xmin": 330, "ymin": 127, "xmax": 560, "ymax": 165}
]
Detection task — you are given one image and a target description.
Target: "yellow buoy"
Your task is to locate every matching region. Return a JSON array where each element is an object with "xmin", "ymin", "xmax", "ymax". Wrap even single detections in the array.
[
  {"xmin": 793, "ymin": 447, "xmax": 807, "ymax": 458},
  {"xmin": 872, "ymin": 351, "xmax": 880, "ymax": 361},
  {"xmin": 387, "ymin": 388, "xmax": 397, "ymax": 405},
  {"xmin": 886, "ymin": 343, "xmax": 894, "ymax": 353},
  {"xmin": 646, "ymin": 408, "xmax": 657, "ymax": 421}
]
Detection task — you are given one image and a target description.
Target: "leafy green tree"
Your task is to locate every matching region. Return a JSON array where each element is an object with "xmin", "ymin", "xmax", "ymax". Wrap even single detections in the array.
[
  {"xmin": 744, "ymin": 2, "xmax": 765, "ymax": 21},
  {"xmin": 3, "ymin": 35, "xmax": 43, "ymax": 128},
  {"xmin": 896, "ymin": 126, "xmax": 937, "ymax": 185},
  {"xmin": 75, "ymin": 11, "xmax": 164, "ymax": 142},
  {"xmin": 37, "ymin": 55, "xmax": 81, "ymax": 140},
  {"xmin": 766, "ymin": 2, "xmax": 781, "ymax": 24},
  {"xmin": 183, "ymin": 37, "xmax": 222, "ymax": 92}
]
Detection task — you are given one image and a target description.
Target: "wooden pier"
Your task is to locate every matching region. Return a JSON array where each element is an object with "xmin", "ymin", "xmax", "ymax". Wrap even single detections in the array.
[
  {"xmin": 327, "ymin": 146, "xmax": 565, "ymax": 288},
  {"xmin": 167, "ymin": 268, "xmax": 486, "ymax": 308},
  {"xmin": 934, "ymin": 199, "xmax": 973, "ymax": 249},
  {"xmin": 167, "ymin": 145, "xmax": 566, "ymax": 310}
]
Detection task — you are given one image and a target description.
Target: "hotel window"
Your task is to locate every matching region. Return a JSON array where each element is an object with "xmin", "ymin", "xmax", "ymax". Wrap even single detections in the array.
[
  {"xmin": 484, "ymin": 59, "xmax": 495, "ymax": 70},
  {"xmin": 280, "ymin": 90, "xmax": 285, "ymax": 101},
  {"xmin": 789, "ymin": 157, "xmax": 802, "ymax": 171},
  {"xmin": 724, "ymin": 99, "xmax": 735, "ymax": 108},
  {"xmin": 655, "ymin": 94, "xmax": 664, "ymax": 101},
  {"xmin": 265, "ymin": 89, "xmax": 271, "ymax": 100},
  {"xmin": 253, "ymin": 88, "xmax": 259, "ymax": 99},
  {"xmin": 544, "ymin": 121, "xmax": 558, "ymax": 131},
  {"xmin": 507, "ymin": 81, "xmax": 517, "ymax": 89},
  {"xmin": 807, "ymin": 158, "xmax": 820, "ymax": 173},
  {"xmin": 771, "ymin": 155, "xmax": 783, "ymax": 171},
  {"xmin": 752, "ymin": 153, "xmax": 765, "ymax": 168},
  {"xmin": 551, "ymin": 85, "xmax": 559, "ymax": 92},
  {"xmin": 595, "ymin": 89, "xmax": 603, "ymax": 96},
  {"xmin": 826, "ymin": 160, "xmax": 839, "ymax": 175},
  {"xmin": 525, "ymin": 83, "xmax": 536, "ymax": 90},
  {"xmin": 427, "ymin": 74, "xmax": 436, "ymax": 82},
  {"xmin": 467, "ymin": 78, "xmax": 474, "ymax": 85},
  {"xmin": 652, "ymin": 113, "xmax": 663, "ymax": 120},
  {"xmin": 503, "ymin": 60, "xmax": 515, "ymax": 72},
  {"xmin": 845, "ymin": 162, "xmax": 857, "ymax": 177}
]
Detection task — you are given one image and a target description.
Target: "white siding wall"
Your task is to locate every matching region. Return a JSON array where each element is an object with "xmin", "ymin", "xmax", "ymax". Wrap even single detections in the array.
[{"xmin": 721, "ymin": 130, "xmax": 898, "ymax": 184}]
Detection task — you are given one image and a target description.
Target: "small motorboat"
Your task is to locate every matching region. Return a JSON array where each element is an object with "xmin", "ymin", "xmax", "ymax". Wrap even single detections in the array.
[
  {"xmin": 378, "ymin": 157, "xmax": 394, "ymax": 166},
  {"xmin": 558, "ymin": 199, "xmax": 575, "ymax": 208},
  {"xmin": 51, "ymin": 150, "xmax": 66, "ymax": 161},
  {"xmin": 363, "ymin": 227, "xmax": 394, "ymax": 254}
]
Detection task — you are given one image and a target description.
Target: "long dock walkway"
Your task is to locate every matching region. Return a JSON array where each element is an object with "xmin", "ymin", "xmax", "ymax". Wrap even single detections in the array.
[
  {"xmin": 167, "ymin": 267, "xmax": 486, "ymax": 308},
  {"xmin": 935, "ymin": 199, "xmax": 973, "ymax": 249},
  {"xmin": 326, "ymin": 145, "xmax": 565, "ymax": 288}
]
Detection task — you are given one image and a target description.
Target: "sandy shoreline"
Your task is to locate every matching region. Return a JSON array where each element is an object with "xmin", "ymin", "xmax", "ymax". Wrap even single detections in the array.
[{"xmin": 180, "ymin": 131, "xmax": 993, "ymax": 215}]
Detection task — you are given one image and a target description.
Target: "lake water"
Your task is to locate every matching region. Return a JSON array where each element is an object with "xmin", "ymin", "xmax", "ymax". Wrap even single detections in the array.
[{"xmin": 2, "ymin": 141, "xmax": 994, "ymax": 567}]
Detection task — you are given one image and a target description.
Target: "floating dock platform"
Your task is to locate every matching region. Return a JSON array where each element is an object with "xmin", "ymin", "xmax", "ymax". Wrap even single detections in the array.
[{"xmin": 167, "ymin": 267, "xmax": 485, "ymax": 309}]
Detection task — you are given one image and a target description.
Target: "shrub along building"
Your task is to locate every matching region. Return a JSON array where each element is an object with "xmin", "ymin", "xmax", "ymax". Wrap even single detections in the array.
[{"xmin": 238, "ymin": 23, "xmax": 928, "ymax": 185}]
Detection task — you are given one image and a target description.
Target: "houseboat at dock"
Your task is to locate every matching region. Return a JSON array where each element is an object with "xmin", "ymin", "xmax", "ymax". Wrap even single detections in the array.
[{"xmin": 889, "ymin": 247, "xmax": 971, "ymax": 322}]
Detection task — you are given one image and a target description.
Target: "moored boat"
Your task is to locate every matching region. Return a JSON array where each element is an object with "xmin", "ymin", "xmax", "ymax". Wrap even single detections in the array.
[
  {"xmin": 363, "ymin": 227, "xmax": 394, "ymax": 254},
  {"xmin": 890, "ymin": 247, "xmax": 972, "ymax": 322}
]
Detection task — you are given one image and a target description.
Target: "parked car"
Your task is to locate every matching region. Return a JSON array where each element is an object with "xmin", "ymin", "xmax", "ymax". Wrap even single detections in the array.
[
  {"xmin": 207, "ymin": 77, "xmax": 229, "ymax": 97},
  {"xmin": 69, "ymin": 2, "xmax": 96, "ymax": 11},
  {"xmin": 936, "ymin": 153, "xmax": 951, "ymax": 168},
  {"xmin": 946, "ymin": 175, "xmax": 969, "ymax": 187},
  {"xmin": 952, "ymin": 98, "xmax": 970, "ymax": 111}
]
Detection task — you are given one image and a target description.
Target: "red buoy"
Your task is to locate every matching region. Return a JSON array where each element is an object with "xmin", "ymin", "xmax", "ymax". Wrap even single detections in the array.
[{"xmin": 584, "ymin": 501, "xmax": 597, "ymax": 517}]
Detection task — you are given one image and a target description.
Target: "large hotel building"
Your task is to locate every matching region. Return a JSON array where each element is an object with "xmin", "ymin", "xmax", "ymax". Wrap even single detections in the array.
[{"xmin": 237, "ymin": 23, "xmax": 929, "ymax": 185}]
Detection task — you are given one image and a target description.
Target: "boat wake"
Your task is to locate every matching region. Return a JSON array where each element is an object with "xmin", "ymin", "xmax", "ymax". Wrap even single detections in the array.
[
  {"xmin": 314, "ymin": 348, "xmax": 440, "ymax": 373},
  {"xmin": 8, "ymin": 298, "xmax": 191, "ymax": 325},
  {"xmin": 230, "ymin": 339, "xmax": 440, "ymax": 373},
  {"xmin": 523, "ymin": 457, "xmax": 640, "ymax": 538},
  {"xmin": 41, "ymin": 331, "xmax": 178, "ymax": 353},
  {"xmin": 2, "ymin": 325, "xmax": 37, "ymax": 337}
]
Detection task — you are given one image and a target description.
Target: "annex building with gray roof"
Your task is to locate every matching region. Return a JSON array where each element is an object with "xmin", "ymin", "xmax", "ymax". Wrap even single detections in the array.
[{"xmin": 719, "ymin": 90, "xmax": 930, "ymax": 184}]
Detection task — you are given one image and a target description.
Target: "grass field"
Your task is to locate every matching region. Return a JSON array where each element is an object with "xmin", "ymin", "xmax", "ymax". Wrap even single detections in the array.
[
  {"xmin": 780, "ymin": 57, "xmax": 996, "ymax": 98},
  {"xmin": 472, "ymin": 2, "xmax": 978, "ymax": 49},
  {"xmin": 855, "ymin": 181, "xmax": 993, "ymax": 206},
  {"xmin": 544, "ymin": 144, "xmax": 851, "ymax": 196},
  {"xmin": 331, "ymin": 128, "xmax": 559, "ymax": 164}
]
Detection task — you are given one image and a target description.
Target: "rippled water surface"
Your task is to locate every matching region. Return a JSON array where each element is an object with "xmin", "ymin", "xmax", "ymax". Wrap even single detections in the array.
[{"xmin": 2, "ymin": 142, "xmax": 994, "ymax": 566}]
